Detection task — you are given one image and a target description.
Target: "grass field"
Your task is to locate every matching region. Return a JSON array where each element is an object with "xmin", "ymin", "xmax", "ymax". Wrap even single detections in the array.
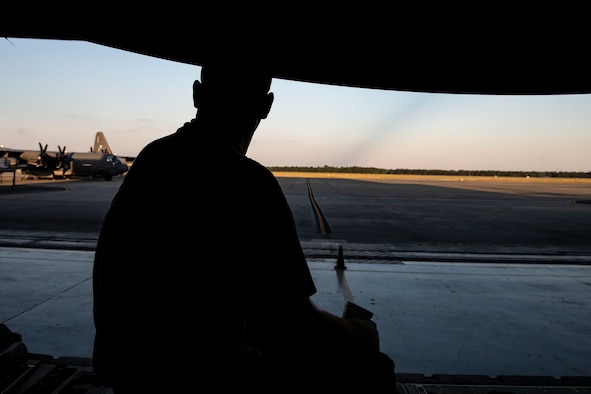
[{"xmin": 272, "ymin": 171, "xmax": 591, "ymax": 184}]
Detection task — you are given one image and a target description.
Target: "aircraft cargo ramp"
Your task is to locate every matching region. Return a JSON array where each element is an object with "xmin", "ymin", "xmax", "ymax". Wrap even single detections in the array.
[
  {"xmin": 2, "ymin": 354, "xmax": 591, "ymax": 393},
  {"xmin": 1, "ymin": 244, "xmax": 590, "ymax": 393}
]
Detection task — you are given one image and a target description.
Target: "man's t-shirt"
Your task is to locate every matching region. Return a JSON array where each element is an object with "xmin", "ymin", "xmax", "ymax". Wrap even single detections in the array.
[{"xmin": 92, "ymin": 121, "xmax": 316, "ymax": 387}]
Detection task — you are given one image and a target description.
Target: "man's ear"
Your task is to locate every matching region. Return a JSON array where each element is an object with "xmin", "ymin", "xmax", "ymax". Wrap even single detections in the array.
[
  {"xmin": 260, "ymin": 92, "xmax": 274, "ymax": 119},
  {"xmin": 193, "ymin": 80, "xmax": 202, "ymax": 109}
]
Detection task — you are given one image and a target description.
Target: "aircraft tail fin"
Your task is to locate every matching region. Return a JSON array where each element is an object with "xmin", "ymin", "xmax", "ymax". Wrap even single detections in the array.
[{"xmin": 93, "ymin": 131, "xmax": 112, "ymax": 154}]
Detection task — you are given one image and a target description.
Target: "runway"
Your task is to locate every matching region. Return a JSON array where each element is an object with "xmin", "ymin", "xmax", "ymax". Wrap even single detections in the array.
[
  {"xmin": 2, "ymin": 171, "xmax": 591, "ymax": 257},
  {"xmin": 1, "ymin": 172, "xmax": 591, "ymax": 391}
]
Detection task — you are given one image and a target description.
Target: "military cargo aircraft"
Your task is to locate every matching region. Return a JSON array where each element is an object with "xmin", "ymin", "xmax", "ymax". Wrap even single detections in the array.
[{"xmin": 0, "ymin": 132, "xmax": 128, "ymax": 181}]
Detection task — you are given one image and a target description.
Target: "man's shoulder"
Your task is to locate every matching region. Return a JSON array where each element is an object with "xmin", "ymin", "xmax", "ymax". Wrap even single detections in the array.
[
  {"xmin": 241, "ymin": 155, "xmax": 275, "ymax": 176},
  {"xmin": 137, "ymin": 124, "xmax": 195, "ymax": 156}
]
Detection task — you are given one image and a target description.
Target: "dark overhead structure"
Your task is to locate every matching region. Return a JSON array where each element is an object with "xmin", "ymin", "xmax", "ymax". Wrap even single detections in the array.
[{"xmin": 1, "ymin": 15, "xmax": 590, "ymax": 95}]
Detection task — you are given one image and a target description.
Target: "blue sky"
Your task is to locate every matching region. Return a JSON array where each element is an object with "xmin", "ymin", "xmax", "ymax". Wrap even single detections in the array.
[{"xmin": 2, "ymin": 38, "xmax": 590, "ymax": 172}]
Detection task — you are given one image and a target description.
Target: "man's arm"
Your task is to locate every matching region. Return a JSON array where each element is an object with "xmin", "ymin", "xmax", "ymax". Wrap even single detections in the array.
[{"xmin": 308, "ymin": 298, "xmax": 381, "ymax": 351}]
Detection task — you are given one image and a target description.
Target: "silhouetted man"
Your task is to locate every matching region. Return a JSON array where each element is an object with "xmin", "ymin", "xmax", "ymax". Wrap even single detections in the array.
[{"xmin": 92, "ymin": 60, "xmax": 396, "ymax": 392}]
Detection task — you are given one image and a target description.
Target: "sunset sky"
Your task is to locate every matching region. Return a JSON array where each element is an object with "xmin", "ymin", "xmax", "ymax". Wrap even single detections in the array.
[{"xmin": 2, "ymin": 38, "xmax": 590, "ymax": 172}]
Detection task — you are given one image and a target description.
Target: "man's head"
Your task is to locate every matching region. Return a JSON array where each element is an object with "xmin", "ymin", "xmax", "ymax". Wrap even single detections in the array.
[{"xmin": 193, "ymin": 61, "xmax": 274, "ymax": 154}]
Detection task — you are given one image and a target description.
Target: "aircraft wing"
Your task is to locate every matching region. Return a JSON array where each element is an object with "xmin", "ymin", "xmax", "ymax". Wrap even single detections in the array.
[
  {"xmin": 0, "ymin": 155, "xmax": 24, "ymax": 171},
  {"xmin": 1, "ymin": 147, "xmax": 28, "ymax": 167},
  {"xmin": 1, "ymin": 12, "xmax": 590, "ymax": 95},
  {"xmin": 0, "ymin": 148, "xmax": 28, "ymax": 189}
]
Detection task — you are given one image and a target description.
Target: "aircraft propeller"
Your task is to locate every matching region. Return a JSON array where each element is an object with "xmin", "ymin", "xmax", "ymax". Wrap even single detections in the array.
[
  {"xmin": 34, "ymin": 142, "xmax": 66, "ymax": 173},
  {"xmin": 37, "ymin": 142, "xmax": 52, "ymax": 168},
  {"xmin": 57, "ymin": 145, "xmax": 71, "ymax": 175}
]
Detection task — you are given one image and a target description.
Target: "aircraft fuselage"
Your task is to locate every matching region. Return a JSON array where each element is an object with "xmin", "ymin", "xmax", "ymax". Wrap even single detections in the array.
[{"xmin": 60, "ymin": 152, "xmax": 128, "ymax": 181}]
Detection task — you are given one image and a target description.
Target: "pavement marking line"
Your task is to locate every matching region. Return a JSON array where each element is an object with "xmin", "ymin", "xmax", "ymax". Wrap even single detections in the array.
[{"xmin": 306, "ymin": 178, "xmax": 331, "ymax": 237}]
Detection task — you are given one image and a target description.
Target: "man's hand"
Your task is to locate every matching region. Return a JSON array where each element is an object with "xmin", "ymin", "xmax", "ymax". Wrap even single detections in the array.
[
  {"xmin": 342, "ymin": 301, "xmax": 374, "ymax": 319},
  {"xmin": 343, "ymin": 317, "xmax": 380, "ymax": 351}
]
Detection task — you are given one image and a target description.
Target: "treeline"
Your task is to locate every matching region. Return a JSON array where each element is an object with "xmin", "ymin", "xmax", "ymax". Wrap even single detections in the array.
[{"xmin": 268, "ymin": 166, "xmax": 591, "ymax": 179}]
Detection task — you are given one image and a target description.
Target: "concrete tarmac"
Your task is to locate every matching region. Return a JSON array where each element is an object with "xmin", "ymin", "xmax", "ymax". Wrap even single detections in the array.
[{"xmin": 1, "ymin": 172, "xmax": 591, "ymax": 385}]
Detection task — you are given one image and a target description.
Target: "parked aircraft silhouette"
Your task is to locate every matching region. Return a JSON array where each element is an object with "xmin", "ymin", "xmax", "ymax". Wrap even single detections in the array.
[{"xmin": 0, "ymin": 132, "xmax": 129, "ymax": 181}]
